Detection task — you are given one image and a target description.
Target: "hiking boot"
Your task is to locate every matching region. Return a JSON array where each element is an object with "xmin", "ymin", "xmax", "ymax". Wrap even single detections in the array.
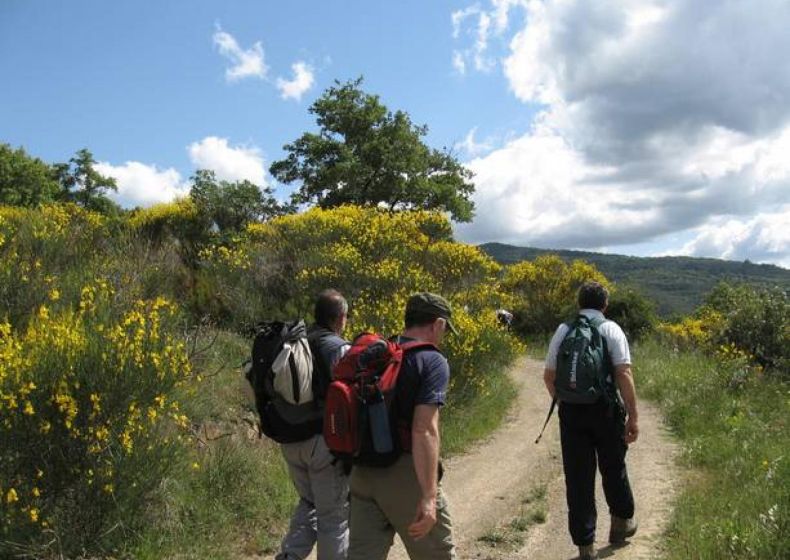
[
  {"xmin": 578, "ymin": 544, "xmax": 598, "ymax": 559},
  {"xmin": 609, "ymin": 515, "xmax": 638, "ymax": 543}
]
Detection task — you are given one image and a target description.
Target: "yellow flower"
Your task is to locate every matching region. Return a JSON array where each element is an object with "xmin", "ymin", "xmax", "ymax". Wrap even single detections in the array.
[
  {"xmin": 103, "ymin": 483, "xmax": 114, "ymax": 494},
  {"xmin": 23, "ymin": 401, "xmax": 35, "ymax": 415},
  {"xmin": 6, "ymin": 488, "xmax": 18, "ymax": 504},
  {"xmin": 32, "ymin": 487, "xmax": 40, "ymax": 497},
  {"xmin": 49, "ymin": 289, "xmax": 60, "ymax": 301},
  {"xmin": 29, "ymin": 508, "xmax": 39, "ymax": 522},
  {"xmin": 191, "ymin": 462, "xmax": 200, "ymax": 470}
]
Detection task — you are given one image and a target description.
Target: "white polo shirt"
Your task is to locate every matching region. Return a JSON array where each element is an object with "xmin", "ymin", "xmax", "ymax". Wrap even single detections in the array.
[{"xmin": 544, "ymin": 309, "xmax": 631, "ymax": 371}]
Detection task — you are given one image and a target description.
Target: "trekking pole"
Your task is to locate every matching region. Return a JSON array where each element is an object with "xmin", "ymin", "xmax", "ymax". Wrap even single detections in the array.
[{"xmin": 534, "ymin": 397, "xmax": 557, "ymax": 444}]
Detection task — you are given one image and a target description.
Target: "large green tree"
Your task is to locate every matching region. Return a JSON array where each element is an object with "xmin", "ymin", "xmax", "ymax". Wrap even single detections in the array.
[
  {"xmin": 54, "ymin": 148, "xmax": 121, "ymax": 214},
  {"xmin": 189, "ymin": 169, "xmax": 290, "ymax": 234},
  {"xmin": 0, "ymin": 144, "xmax": 62, "ymax": 207},
  {"xmin": 270, "ymin": 78, "xmax": 475, "ymax": 222}
]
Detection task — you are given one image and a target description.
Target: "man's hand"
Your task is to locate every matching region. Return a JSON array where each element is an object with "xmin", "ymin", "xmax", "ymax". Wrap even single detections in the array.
[
  {"xmin": 624, "ymin": 416, "xmax": 639, "ymax": 444},
  {"xmin": 408, "ymin": 495, "xmax": 437, "ymax": 540}
]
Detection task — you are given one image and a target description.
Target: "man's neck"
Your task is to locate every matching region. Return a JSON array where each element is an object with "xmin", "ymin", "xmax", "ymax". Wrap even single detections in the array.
[{"xmin": 401, "ymin": 327, "xmax": 435, "ymax": 345}]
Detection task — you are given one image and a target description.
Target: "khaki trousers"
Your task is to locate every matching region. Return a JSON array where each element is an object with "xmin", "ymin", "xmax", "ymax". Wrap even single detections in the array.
[{"xmin": 348, "ymin": 455, "xmax": 455, "ymax": 560}]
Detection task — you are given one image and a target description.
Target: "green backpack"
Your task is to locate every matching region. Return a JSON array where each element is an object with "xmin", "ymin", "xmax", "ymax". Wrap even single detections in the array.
[
  {"xmin": 535, "ymin": 314, "xmax": 614, "ymax": 444},
  {"xmin": 554, "ymin": 315, "xmax": 611, "ymax": 404}
]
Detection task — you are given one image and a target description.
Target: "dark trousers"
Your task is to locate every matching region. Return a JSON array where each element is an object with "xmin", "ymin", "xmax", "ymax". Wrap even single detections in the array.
[{"xmin": 559, "ymin": 400, "xmax": 635, "ymax": 546}]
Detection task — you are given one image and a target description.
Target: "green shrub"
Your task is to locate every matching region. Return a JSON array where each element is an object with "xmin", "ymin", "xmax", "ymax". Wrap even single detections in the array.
[
  {"xmin": 606, "ymin": 285, "xmax": 658, "ymax": 342},
  {"xmin": 704, "ymin": 282, "xmax": 789, "ymax": 375},
  {"xmin": 0, "ymin": 204, "xmax": 114, "ymax": 328},
  {"xmin": 0, "ymin": 282, "xmax": 193, "ymax": 557}
]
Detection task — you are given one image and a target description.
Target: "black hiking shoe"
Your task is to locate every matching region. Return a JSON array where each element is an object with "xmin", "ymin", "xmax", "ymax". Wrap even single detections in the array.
[
  {"xmin": 578, "ymin": 544, "xmax": 598, "ymax": 559},
  {"xmin": 609, "ymin": 515, "xmax": 638, "ymax": 543}
]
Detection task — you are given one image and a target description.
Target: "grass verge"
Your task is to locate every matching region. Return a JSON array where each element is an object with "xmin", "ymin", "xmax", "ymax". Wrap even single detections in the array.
[
  {"xmin": 636, "ymin": 338, "xmax": 789, "ymax": 559},
  {"xmin": 442, "ymin": 361, "xmax": 518, "ymax": 457},
  {"xmin": 127, "ymin": 330, "xmax": 296, "ymax": 559}
]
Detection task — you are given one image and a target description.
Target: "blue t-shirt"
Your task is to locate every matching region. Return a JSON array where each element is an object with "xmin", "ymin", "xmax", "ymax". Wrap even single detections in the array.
[{"xmin": 394, "ymin": 336, "xmax": 450, "ymax": 420}]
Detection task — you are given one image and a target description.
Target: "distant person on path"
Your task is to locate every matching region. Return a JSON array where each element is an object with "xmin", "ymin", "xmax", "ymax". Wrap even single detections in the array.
[
  {"xmin": 277, "ymin": 289, "xmax": 351, "ymax": 560},
  {"xmin": 543, "ymin": 282, "xmax": 639, "ymax": 560},
  {"xmin": 347, "ymin": 293, "xmax": 457, "ymax": 560},
  {"xmin": 495, "ymin": 308, "xmax": 514, "ymax": 329}
]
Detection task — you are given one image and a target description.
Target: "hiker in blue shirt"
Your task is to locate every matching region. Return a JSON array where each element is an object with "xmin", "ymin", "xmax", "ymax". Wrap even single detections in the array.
[
  {"xmin": 543, "ymin": 281, "xmax": 639, "ymax": 560},
  {"xmin": 347, "ymin": 292, "xmax": 457, "ymax": 560}
]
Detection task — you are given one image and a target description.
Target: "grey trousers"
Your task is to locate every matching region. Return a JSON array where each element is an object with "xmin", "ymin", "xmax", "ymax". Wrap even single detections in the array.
[{"xmin": 277, "ymin": 435, "xmax": 349, "ymax": 560}]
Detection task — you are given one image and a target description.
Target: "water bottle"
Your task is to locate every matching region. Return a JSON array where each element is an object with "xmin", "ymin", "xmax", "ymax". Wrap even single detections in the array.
[{"xmin": 367, "ymin": 389, "xmax": 393, "ymax": 454}]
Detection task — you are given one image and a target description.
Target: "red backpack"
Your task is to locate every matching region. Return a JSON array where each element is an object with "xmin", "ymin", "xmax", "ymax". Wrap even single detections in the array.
[{"xmin": 324, "ymin": 333, "xmax": 436, "ymax": 467}]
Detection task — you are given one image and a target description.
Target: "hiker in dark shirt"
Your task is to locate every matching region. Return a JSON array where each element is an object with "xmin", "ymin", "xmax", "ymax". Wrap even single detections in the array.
[
  {"xmin": 347, "ymin": 292, "xmax": 457, "ymax": 560},
  {"xmin": 277, "ymin": 289, "xmax": 350, "ymax": 560}
]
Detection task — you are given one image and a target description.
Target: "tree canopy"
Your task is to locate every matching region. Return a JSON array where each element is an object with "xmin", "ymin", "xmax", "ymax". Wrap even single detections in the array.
[
  {"xmin": 0, "ymin": 144, "xmax": 62, "ymax": 207},
  {"xmin": 53, "ymin": 148, "xmax": 120, "ymax": 214},
  {"xmin": 189, "ymin": 169, "xmax": 291, "ymax": 234},
  {"xmin": 270, "ymin": 78, "xmax": 475, "ymax": 222}
]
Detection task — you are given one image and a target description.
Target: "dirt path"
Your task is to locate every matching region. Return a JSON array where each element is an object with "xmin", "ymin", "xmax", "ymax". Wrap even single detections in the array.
[{"xmin": 292, "ymin": 357, "xmax": 681, "ymax": 559}]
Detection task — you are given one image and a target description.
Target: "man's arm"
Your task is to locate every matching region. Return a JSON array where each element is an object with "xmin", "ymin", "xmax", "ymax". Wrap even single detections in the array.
[
  {"xmin": 408, "ymin": 403, "xmax": 440, "ymax": 540},
  {"xmin": 614, "ymin": 364, "xmax": 639, "ymax": 444},
  {"xmin": 543, "ymin": 368, "xmax": 556, "ymax": 398}
]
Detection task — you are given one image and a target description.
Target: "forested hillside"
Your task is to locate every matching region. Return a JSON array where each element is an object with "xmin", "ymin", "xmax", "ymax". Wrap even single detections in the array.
[{"xmin": 481, "ymin": 242, "xmax": 790, "ymax": 317}]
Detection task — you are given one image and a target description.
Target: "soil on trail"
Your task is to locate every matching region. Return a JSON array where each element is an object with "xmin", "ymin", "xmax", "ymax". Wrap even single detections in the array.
[{"xmin": 288, "ymin": 357, "xmax": 681, "ymax": 560}]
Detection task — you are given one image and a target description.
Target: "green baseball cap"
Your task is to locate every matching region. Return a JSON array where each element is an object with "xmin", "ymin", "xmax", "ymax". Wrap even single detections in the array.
[{"xmin": 405, "ymin": 292, "xmax": 458, "ymax": 335}]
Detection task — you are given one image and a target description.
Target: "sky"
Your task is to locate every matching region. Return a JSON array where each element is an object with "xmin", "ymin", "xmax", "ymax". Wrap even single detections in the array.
[{"xmin": 1, "ymin": 0, "xmax": 789, "ymax": 268}]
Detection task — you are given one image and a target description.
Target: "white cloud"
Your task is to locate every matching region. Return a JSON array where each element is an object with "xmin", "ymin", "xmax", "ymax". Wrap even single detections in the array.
[
  {"xmin": 95, "ymin": 162, "xmax": 188, "ymax": 208},
  {"xmin": 453, "ymin": 0, "xmax": 790, "ymax": 266},
  {"xmin": 452, "ymin": 51, "xmax": 467, "ymax": 75},
  {"xmin": 452, "ymin": 0, "xmax": 527, "ymax": 74},
  {"xmin": 276, "ymin": 62, "xmax": 315, "ymax": 101},
  {"xmin": 452, "ymin": 5, "xmax": 480, "ymax": 39},
  {"xmin": 456, "ymin": 127, "xmax": 495, "ymax": 157},
  {"xmin": 188, "ymin": 136, "xmax": 266, "ymax": 185},
  {"xmin": 677, "ymin": 207, "xmax": 790, "ymax": 268},
  {"xmin": 213, "ymin": 27, "xmax": 267, "ymax": 82}
]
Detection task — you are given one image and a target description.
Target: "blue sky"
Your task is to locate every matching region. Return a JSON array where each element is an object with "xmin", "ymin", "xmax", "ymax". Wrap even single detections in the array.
[
  {"xmin": 2, "ymin": 1, "xmax": 789, "ymax": 267},
  {"xmin": 0, "ymin": 1, "xmax": 530, "ymax": 174}
]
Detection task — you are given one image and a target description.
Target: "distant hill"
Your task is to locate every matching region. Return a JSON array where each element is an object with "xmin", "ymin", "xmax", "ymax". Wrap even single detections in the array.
[{"xmin": 480, "ymin": 242, "xmax": 790, "ymax": 317}]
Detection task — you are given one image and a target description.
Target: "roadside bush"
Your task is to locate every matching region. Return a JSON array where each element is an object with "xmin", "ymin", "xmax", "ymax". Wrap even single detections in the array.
[
  {"xmin": 0, "ymin": 281, "xmax": 193, "ymax": 557},
  {"xmin": 127, "ymin": 197, "xmax": 210, "ymax": 269},
  {"xmin": 199, "ymin": 205, "xmax": 523, "ymax": 398},
  {"xmin": 0, "ymin": 204, "xmax": 113, "ymax": 327},
  {"xmin": 659, "ymin": 282, "xmax": 789, "ymax": 377},
  {"xmin": 605, "ymin": 286, "xmax": 658, "ymax": 342},
  {"xmin": 705, "ymin": 282, "xmax": 789, "ymax": 375},
  {"xmin": 502, "ymin": 255, "xmax": 610, "ymax": 335}
]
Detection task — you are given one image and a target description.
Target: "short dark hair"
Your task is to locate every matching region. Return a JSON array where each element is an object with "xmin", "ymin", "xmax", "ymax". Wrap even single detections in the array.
[
  {"xmin": 314, "ymin": 289, "xmax": 348, "ymax": 328},
  {"xmin": 577, "ymin": 281, "xmax": 609, "ymax": 310},
  {"xmin": 404, "ymin": 315, "xmax": 439, "ymax": 330}
]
